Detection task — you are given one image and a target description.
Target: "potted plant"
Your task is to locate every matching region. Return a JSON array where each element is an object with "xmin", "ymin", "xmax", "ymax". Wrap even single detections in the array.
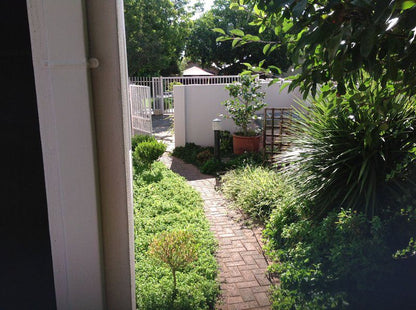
[{"xmin": 222, "ymin": 74, "xmax": 266, "ymax": 154}]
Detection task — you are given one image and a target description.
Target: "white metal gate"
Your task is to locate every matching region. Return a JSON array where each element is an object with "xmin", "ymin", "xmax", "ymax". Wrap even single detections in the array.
[
  {"xmin": 129, "ymin": 84, "xmax": 152, "ymax": 135},
  {"xmin": 130, "ymin": 75, "xmax": 241, "ymax": 115}
]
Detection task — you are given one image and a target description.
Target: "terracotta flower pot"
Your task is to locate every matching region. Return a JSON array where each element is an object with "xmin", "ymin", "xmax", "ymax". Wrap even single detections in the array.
[{"xmin": 232, "ymin": 134, "xmax": 262, "ymax": 155}]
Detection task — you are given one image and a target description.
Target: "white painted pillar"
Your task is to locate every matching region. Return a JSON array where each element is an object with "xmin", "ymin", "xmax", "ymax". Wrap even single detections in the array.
[{"xmin": 173, "ymin": 85, "xmax": 186, "ymax": 147}]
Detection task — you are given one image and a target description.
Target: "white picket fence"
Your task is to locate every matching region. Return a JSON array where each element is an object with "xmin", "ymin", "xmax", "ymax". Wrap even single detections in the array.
[
  {"xmin": 129, "ymin": 85, "xmax": 152, "ymax": 135},
  {"xmin": 130, "ymin": 75, "xmax": 241, "ymax": 115}
]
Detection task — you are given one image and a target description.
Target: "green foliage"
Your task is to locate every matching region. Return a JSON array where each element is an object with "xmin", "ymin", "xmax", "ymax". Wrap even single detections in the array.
[
  {"xmin": 173, "ymin": 142, "xmax": 264, "ymax": 175},
  {"xmin": 134, "ymin": 162, "xmax": 219, "ymax": 309},
  {"xmin": 221, "ymin": 165, "xmax": 292, "ymax": 221},
  {"xmin": 132, "ymin": 134, "xmax": 157, "ymax": 152},
  {"xmin": 149, "ymin": 230, "xmax": 198, "ymax": 302},
  {"xmin": 279, "ymin": 81, "xmax": 416, "ymax": 218},
  {"xmin": 124, "ymin": 0, "xmax": 198, "ymax": 76},
  {"xmin": 196, "ymin": 149, "xmax": 213, "ymax": 164},
  {"xmin": 264, "ymin": 199, "xmax": 416, "ymax": 309},
  {"xmin": 219, "ymin": 130, "xmax": 233, "ymax": 155},
  {"xmin": 200, "ymin": 158, "xmax": 225, "ymax": 175},
  {"xmin": 133, "ymin": 140, "xmax": 166, "ymax": 169},
  {"xmin": 222, "ymin": 74, "xmax": 266, "ymax": 136},
  {"xmin": 228, "ymin": 0, "xmax": 416, "ymax": 96},
  {"xmin": 172, "ymin": 143, "xmax": 213, "ymax": 167},
  {"xmin": 167, "ymin": 81, "xmax": 183, "ymax": 92},
  {"xmin": 185, "ymin": 0, "xmax": 290, "ymax": 75}
]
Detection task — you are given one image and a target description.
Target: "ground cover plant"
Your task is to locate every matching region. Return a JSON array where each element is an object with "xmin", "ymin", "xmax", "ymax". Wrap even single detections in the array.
[
  {"xmin": 133, "ymin": 161, "xmax": 219, "ymax": 310},
  {"xmin": 221, "ymin": 166, "xmax": 292, "ymax": 222}
]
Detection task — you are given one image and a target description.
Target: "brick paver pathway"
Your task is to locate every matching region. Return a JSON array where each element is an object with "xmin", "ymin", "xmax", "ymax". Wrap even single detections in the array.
[{"xmin": 160, "ymin": 154, "xmax": 276, "ymax": 310}]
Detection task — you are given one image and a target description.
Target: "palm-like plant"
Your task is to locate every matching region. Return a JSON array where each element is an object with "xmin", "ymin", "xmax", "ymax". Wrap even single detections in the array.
[{"xmin": 279, "ymin": 80, "xmax": 416, "ymax": 218}]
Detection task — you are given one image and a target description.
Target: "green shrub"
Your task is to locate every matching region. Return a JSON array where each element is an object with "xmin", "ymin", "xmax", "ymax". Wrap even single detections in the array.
[
  {"xmin": 132, "ymin": 134, "xmax": 157, "ymax": 151},
  {"xmin": 225, "ymin": 152, "xmax": 263, "ymax": 169},
  {"xmin": 221, "ymin": 166, "xmax": 292, "ymax": 222},
  {"xmin": 262, "ymin": 80, "xmax": 416, "ymax": 309},
  {"xmin": 196, "ymin": 149, "xmax": 213, "ymax": 164},
  {"xmin": 172, "ymin": 143, "xmax": 213, "ymax": 166},
  {"xmin": 149, "ymin": 230, "xmax": 198, "ymax": 303},
  {"xmin": 265, "ymin": 200, "xmax": 416, "ymax": 309},
  {"xmin": 133, "ymin": 140, "xmax": 166, "ymax": 168},
  {"xmin": 280, "ymin": 80, "xmax": 416, "ymax": 218},
  {"xmin": 134, "ymin": 162, "xmax": 219, "ymax": 310},
  {"xmin": 173, "ymin": 142, "xmax": 264, "ymax": 175},
  {"xmin": 200, "ymin": 158, "xmax": 225, "ymax": 175}
]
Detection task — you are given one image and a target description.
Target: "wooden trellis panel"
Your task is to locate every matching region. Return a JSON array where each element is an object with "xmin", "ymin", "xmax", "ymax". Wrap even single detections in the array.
[{"xmin": 263, "ymin": 107, "xmax": 293, "ymax": 163}]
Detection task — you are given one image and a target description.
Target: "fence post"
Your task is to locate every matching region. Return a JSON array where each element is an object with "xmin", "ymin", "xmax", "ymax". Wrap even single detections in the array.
[
  {"xmin": 159, "ymin": 76, "xmax": 164, "ymax": 115},
  {"xmin": 152, "ymin": 77, "xmax": 157, "ymax": 111}
]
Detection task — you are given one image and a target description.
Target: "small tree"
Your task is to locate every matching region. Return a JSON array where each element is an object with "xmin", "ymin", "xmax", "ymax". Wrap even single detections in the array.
[
  {"xmin": 148, "ymin": 230, "xmax": 198, "ymax": 302},
  {"xmin": 222, "ymin": 74, "xmax": 266, "ymax": 136}
]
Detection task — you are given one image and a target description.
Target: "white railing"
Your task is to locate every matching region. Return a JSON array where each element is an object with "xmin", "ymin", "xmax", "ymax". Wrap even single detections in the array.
[
  {"xmin": 129, "ymin": 85, "xmax": 152, "ymax": 135},
  {"xmin": 130, "ymin": 75, "xmax": 241, "ymax": 115},
  {"xmin": 129, "ymin": 76, "xmax": 153, "ymax": 88}
]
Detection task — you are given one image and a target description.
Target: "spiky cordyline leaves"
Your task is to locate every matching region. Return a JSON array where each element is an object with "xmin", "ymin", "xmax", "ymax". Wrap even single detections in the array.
[{"xmin": 277, "ymin": 81, "xmax": 416, "ymax": 218}]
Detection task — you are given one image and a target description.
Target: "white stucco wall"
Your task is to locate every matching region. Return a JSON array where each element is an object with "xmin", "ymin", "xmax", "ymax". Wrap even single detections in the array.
[{"xmin": 174, "ymin": 81, "xmax": 302, "ymax": 147}]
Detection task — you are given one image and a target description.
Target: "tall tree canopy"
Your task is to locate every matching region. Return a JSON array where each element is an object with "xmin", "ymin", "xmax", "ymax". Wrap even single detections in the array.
[
  {"xmin": 185, "ymin": 0, "xmax": 291, "ymax": 75},
  {"xmin": 225, "ymin": 0, "xmax": 416, "ymax": 96},
  {"xmin": 125, "ymin": 0, "xmax": 199, "ymax": 76}
]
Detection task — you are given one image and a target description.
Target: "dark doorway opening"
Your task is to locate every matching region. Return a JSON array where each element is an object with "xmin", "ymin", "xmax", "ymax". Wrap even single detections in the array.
[{"xmin": 0, "ymin": 1, "xmax": 56, "ymax": 309}]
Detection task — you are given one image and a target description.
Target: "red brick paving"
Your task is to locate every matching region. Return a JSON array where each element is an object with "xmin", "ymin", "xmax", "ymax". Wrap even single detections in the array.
[{"xmin": 160, "ymin": 154, "xmax": 277, "ymax": 310}]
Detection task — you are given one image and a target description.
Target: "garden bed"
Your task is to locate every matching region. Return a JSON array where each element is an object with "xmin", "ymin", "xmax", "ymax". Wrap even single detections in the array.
[{"xmin": 133, "ymin": 160, "xmax": 219, "ymax": 309}]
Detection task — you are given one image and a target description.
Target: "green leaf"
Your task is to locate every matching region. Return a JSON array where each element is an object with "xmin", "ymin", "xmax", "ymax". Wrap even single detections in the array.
[
  {"xmin": 232, "ymin": 38, "xmax": 240, "ymax": 47},
  {"xmin": 263, "ymin": 43, "xmax": 271, "ymax": 54},
  {"xmin": 230, "ymin": 29, "xmax": 245, "ymax": 36},
  {"xmin": 269, "ymin": 65, "xmax": 282, "ymax": 74},
  {"xmin": 216, "ymin": 36, "xmax": 229, "ymax": 42},
  {"xmin": 212, "ymin": 28, "xmax": 226, "ymax": 35},
  {"xmin": 244, "ymin": 34, "xmax": 260, "ymax": 41},
  {"xmin": 402, "ymin": 0, "xmax": 416, "ymax": 10},
  {"xmin": 230, "ymin": 2, "xmax": 240, "ymax": 10}
]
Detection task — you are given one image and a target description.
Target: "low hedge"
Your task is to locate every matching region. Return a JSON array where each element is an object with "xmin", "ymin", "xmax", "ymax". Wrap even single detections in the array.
[
  {"xmin": 220, "ymin": 165, "xmax": 416, "ymax": 309},
  {"xmin": 133, "ymin": 162, "xmax": 219, "ymax": 310}
]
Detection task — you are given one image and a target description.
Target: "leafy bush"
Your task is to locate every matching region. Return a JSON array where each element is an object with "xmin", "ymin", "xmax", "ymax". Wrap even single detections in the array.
[
  {"xmin": 196, "ymin": 150, "xmax": 213, "ymax": 164},
  {"xmin": 279, "ymin": 81, "xmax": 416, "ymax": 218},
  {"xmin": 260, "ymin": 81, "xmax": 416, "ymax": 309},
  {"xmin": 200, "ymin": 159, "xmax": 225, "ymax": 175},
  {"xmin": 132, "ymin": 134, "xmax": 157, "ymax": 151},
  {"xmin": 173, "ymin": 142, "xmax": 264, "ymax": 175},
  {"xmin": 149, "ymin": 230, "xmax": 198, "ymax": 303},
  {"xmin": 134, "ymin": 162, "xmax": 218, "ymax": 310},
  {"xmin": 133, "ymin": 140, "xmax": 166, "ymax": 169},
  {"xmin": 264, "ymin": 198, "xmax": 416, "ymax": 309},
  {"xmin": 172, "ymin": 143, "xmax": 213, "ymax": 167},
  {"xmin": 221, "ymin": 165, "xmax": 293, "ymax": 223}
]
